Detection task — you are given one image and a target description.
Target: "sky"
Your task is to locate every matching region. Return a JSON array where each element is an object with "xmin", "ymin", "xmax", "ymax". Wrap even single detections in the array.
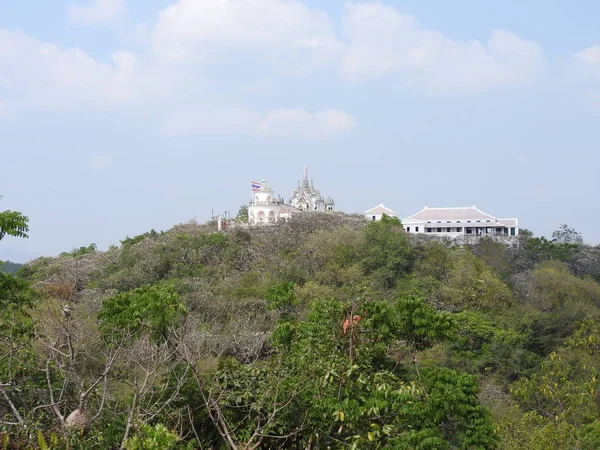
[{"xmin": 1, "ymin": 0, "xmax": 599, "ymax": 262}]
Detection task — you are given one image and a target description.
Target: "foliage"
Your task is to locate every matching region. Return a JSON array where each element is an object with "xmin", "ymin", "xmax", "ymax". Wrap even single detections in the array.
[
  {"xmin": 0, "ymin": 209, "xmax": 29, "ymax": 242},
  {"xmin": 0, "ymin": 261, "xmax": 22, "ymax": 275},
  {"xmin": 527, "ymin": 260, "xmax": 600, "ymax": 312},
  {"xmin": 504, "ymin": 317, "xmax": 600, "ymax": 448},
  {"xmin": 553, "ymin": 224, "xmax": 583, "ymax": 245},
  {"xmin": 61, "ymin": 242, "xmax": 97, "ymax": 257},
  {"xmin": 204, "ymin": 296, "xmax": 497, "ymax": 449},
  {"xmin": 98, "ymin": 282, "xmax": 186, "ymax": 343},
  {"xmin": 124, "ymin": 423, "xmax": 179, "ymax": 450},
  {"xmin": 236, "ymin": 204, "xmax": 249, "ymax": 222},
  {"xmin": 121, "ymin": 229, "xmax": 163, "ymax": 247},
  {"xmin": 360, "ymin": 214, "xmax": 414, "ymax": 288},
  {"xmin": 2, "ymin": 211, "xmax": 600, "ymax": 448},
  {"xmin": 450, "ymin": 311, "xmax": 540, "ymax": 381},
  {"xmin": 438, "ymin": 248, "xmax": 513, "ymax": 310}
]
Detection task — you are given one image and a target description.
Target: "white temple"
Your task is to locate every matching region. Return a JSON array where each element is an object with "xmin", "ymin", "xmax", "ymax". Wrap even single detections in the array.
[
  {"xmin": 248, "ymin": 166, "xmax": 335, "ymax": 225},
  {"xmin": 289, "ymin": 166, "xmax": 335, "ymax": 212}
]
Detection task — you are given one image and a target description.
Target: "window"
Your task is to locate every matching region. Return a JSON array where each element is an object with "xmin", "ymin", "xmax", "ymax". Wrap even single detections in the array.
[
  {"xmin": 511, "ymin": 227, "xmax": 516, "ymax": 236},
  {"xmin": 446, "ymin": 228, "xmax": 451, "ymax": 232},
  {"xmin": 437, "ymin": 228, "xmax": 442, "ymax": 233},
  {"xmin": 467, "ymin": 220, "xmax": 471, "ymax": 223},
  {"xmin": 447, "ymin": 221, "xmax": 451, "ymax": 223},
  {"xmin": 437, "ymin": 221, "xmax": 442, "ymax": 223},
  {"xmin": 415, "ymin": 226, "xmax": 419, "ymax": 232},
  {"xmin": 406, "ymin": 227, "xmax": 411, "ymax": 232},
  {"xmin": 486, "ymin": 220, "xmax": 491, "ymax": 222},
  {"xmin": 426, "ymin": 228, "xmax": 432, "ymax": 233},
  {"xmin": 372, "ymin": 216, "xmax": 376, "ymax": 221},
  {"xmin": 457, "ymin": 220, "xmax": 461, "ymax": 223},
  {"xmin": 456, "ymin": 227, "xmax": 462, "ymax": 232},
  {"xmin": 427, "ymin": 221, "xmax": 432, "ymax": 223},
  {"xmin": 476, "ymin": 220, "xmax": 481, "ymax": 223},
  {"xmin": 496, "ymin": 227, "xmax": 502, "ymax": 233},
  {"xmin": 466, "ymin": 228, "xmax": 472, "ymax": 234}
]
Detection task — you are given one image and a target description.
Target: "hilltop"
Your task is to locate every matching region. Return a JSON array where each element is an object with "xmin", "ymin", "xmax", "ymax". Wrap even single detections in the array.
[{"xmin": 2, "ymin": 212, "xmax": 600, "ymax": 448}]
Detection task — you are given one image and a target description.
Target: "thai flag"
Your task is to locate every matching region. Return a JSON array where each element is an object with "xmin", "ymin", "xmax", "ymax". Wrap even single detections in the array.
[{"xmin": 251, "ymin": 181, "xmax": 262, "ymax": 191}]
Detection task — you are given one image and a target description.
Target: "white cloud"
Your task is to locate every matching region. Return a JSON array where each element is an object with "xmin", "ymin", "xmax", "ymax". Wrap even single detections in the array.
[
  {"xmin": 163, "ymin": 106, "xmax": 259, "ymax": 136},
  {"xmin": 0, "ymin": 30, "xmax": 177, "ymax": 108},
  {"xmin": 573, "ymin": 45, "xmax": 600, "ymax": 65},
  {"xmin": 164, "ymin": 106, "xmax": 355, "ymax": 138},
  {"xmin": 570, "ymin": 45, "xmax": 600, "ymax": 109},
  {"xmin": 67, "ymin": 0, "xmax": 126, "ymax": 25},
  {"xmin": 90, "ymin": 155, "xmax": 112, "ymax": 169},
  {"xmin": 0, "ymin": 1, "xmax": 552, "ymax": 138},
  {"xmin": 152, "ymin": 0, "xmax": 344, "ymax": 66},
  {"xmin": 341, "ymin": 3, "xmax": 544, "ymax": 89},
  {"xmin": 257, "ymin": 108, "xmax": 355, "ymax": 138}
]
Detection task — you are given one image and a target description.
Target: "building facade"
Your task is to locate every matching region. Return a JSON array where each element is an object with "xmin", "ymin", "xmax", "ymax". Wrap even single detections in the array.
[
  {"xmin": 248, "ymin": 181, "xmax": 300, "ymax": 225},
  {"xmin": 247, "ymin": 166, "xmax": 335, "ymax": 225},
  {"xmin": 402, "ymin": 205, "xmax": 518, "ymax": 238}
]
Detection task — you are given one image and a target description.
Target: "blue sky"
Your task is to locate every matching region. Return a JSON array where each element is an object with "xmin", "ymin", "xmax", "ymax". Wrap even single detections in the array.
[{"xmin": 1, "ymin": 0, "xmax": 599, "ymax": 262}]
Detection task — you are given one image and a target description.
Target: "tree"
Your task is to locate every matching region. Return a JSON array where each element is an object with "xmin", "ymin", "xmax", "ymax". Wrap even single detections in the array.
[
  {"xmin": 195, "ymin": 296, "xmax": 497, "ymax": 449},
  {"xmin": 438, "ymin": 248, "xmax": 513, "ymax": 310},
  {"xmin": 552, "ymin": 224, "xmax": 583, "ymax": 245},
  {"xmin": 360, "ymin": 214, "xmax": 414, "ymax": 288},
  {"xmin": 98, "ymin": 283, "xmax": 187, "ymax": 344},
  {"xmin": 236, "ymin": 204, "xmax": 249, "ymax": 222},
  {"xmin": 504, "ymin": 317, "xmax": 600, "ymax": 449},
  {"xmin": 0, "ymin": 208, "xmax": 29, "ymax": 242}
]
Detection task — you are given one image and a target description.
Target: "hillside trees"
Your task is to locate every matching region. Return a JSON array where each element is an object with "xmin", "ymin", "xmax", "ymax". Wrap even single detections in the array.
[
  {"xmin": 498, "ymin": 317, "xmax": 600, "ymax": 449},
  {"xmin": 2, "ymin": 211, "xmax": 600, "ymax": 447},
  {"xmin": 360, "ymin": 215, "xmax": 413, "ymax": 289},
  {"xmin": 437, "ymin": 249, "xmax": 513, "ymax": 310},
  {"xmin": 196, "ymin": 295, "xmax": 497, "ymax": 449}
]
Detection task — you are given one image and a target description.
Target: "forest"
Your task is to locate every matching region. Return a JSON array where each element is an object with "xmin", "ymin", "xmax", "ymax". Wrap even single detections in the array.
[{"xmin": 1, "ymin": 207, "xmax": 600, "ymax": 449}]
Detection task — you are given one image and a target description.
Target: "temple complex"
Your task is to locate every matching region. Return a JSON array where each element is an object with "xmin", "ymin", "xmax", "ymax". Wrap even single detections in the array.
[
  {"xmin": 289, "ymin": 166, "xmax": 335, "ymax": 212},
  {"xmin": 248, "ymin": 166, "xmax": 335, "ymax": 225}
]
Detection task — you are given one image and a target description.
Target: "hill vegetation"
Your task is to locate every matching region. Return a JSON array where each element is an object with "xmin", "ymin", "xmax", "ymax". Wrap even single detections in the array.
[
  {"xmin": 1, "ymin": 210, "xmax": 600, "ymax": 449},
  {"xmin": 0, "ymin": 261, "xmax": 22, "ymax": 275}
]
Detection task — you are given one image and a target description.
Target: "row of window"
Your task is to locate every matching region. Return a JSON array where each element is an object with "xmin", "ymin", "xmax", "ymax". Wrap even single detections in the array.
[{"xmin": 406, "ymin": 226, "xmax": 517, "ymax": 236}]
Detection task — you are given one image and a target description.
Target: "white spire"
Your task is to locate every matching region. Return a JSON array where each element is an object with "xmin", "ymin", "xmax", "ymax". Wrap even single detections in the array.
[{"xmin": 303, "ymin": 165, "xmax": 308, "ymax": 181}]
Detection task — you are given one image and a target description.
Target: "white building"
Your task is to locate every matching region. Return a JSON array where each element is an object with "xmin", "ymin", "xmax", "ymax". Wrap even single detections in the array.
[
  {"xmin": 247, "ymin": 166, "xmax": 335, "ymax": 225},
  {"xmin": 248, "ymin": 181, "xmax": 300, "ymax": 225},
  {"xmin": 289, "ymin": 166, "xmax": 335, "ymax": 212},
  {"xmin": 402, "ymin": 205, "xmax": 518, "ymax": 238},
  {"xmin": 364, "ymin": 204, "xmax": 398, "ymax": 221}
]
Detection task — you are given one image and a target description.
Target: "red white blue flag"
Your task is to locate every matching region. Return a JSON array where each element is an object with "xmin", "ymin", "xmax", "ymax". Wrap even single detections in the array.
[{"xmin": 251, "ymin": 181, "xmax": 262, "ymax": 191}]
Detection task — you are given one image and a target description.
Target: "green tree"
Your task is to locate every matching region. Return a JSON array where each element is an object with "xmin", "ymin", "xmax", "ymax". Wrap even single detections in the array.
[
  {"xmin": 124, "ymin": 423, "xmax": 179, "ymax": 450},
  {"xmin": 360, "ymin": 214, "xmax": 413, "ymax": 288},
  {"xmin": 0, "ymin": 206, "xmax": 29, "ymax": 242},
  {"xmin": 504, "ymin": 318, "xmax": 600, "ymax": 449},
  {"xmin": 199, "ymin": 295, "xmax": 497, "ymax": 449},
  {"xmin": 236, "ymin": 204, "xmax": 249, "ymax": 222},
  {"xmin": 98, "ymin": 283, "xmax": 187, "ymax": 343},
  {"xmin": 438, "ymin": 248, "xmax": 513, "ymax": 310}
]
